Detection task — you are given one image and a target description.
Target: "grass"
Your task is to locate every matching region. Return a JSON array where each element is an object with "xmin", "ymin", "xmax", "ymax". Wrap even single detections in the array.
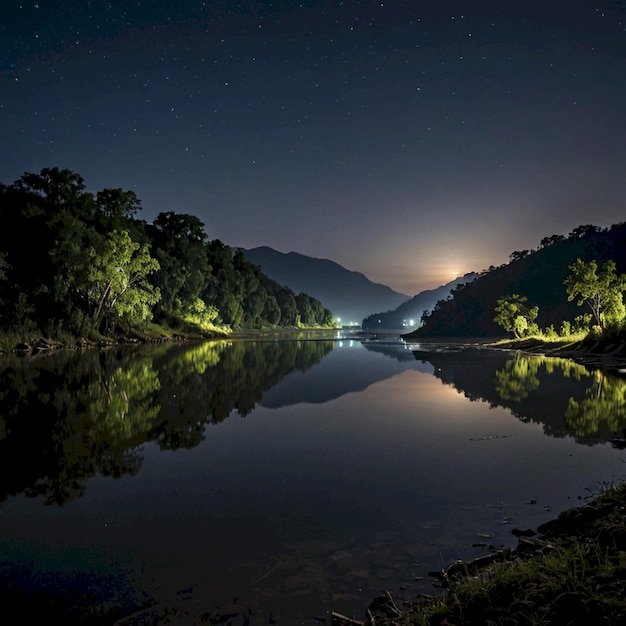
[
  {"xmin": 405, "ymin": 543, "xmax": 626, "ymax": 625},
  {"xmin": 401, "ymin": 482, "xmax": 626, "ymax": 626},
  {"xmin": 490, "ymin": 333, "xmax": 588, "ymax": 350}
]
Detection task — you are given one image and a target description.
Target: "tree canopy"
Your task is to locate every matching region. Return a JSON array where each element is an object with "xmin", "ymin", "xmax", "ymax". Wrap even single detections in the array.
[
  {"xmin": 494, "ymin": 294, "xmax": 539, "ymax": 338},
  {"xmin": 0, "ymin": 167, "xmax": 335, "ymax": 340},
  {"xmin": 563, "ymin": 258, "xmax": 626, "ymax": 330}
]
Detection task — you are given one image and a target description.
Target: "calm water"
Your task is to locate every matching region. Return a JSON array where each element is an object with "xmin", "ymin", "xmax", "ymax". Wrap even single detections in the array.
[{"xmin": 1, "ymin": 332, "xmax": 626, "ymax": 623}]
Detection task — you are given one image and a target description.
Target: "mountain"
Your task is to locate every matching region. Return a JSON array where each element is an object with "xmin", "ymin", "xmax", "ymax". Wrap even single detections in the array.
[
  {"xmin": 238, "ymin": 246, "xmax": 410, "ymax": 324},
  {"xmin": 362, "ymin": 272, "xmax": 480, "ymax": 330},
  {"xmin": 403, "ymin": 223, "xmax": 626, "ymax": 338}
]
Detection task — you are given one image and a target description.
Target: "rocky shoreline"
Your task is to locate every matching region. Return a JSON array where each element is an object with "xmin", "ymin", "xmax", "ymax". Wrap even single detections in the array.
[{"xmin": 330, "ymin": 481, "xmax": 626, "ymax": 625}]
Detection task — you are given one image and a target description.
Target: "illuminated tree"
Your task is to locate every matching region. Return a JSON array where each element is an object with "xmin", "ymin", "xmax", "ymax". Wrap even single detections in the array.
[
  {"xmin": 563, "ymin": 259, "xmax": 626, "ymax": 329},
  {"xmin": 88, "ymin": 229, "xmax": 160, "ymax": 331},
  {"xmin": 494, "ymin": 294, "xmax": 539, "ymax": 338}
]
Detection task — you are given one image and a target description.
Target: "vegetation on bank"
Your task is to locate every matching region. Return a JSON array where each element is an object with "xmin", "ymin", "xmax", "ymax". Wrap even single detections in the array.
[
  {"xmin": 405, "ymin": 222, "xmax": 626, "ymax": 339},
  {"xmin": 491, "ymin": 257, "xmax": 626, "ymax": 343},
  {"xmin": 0, "ymin": 167, "xmax": 335, "ymax": 351},
  {"xmin": 399, "ymin": 481, "xmax": 626, "ymax": 626}
]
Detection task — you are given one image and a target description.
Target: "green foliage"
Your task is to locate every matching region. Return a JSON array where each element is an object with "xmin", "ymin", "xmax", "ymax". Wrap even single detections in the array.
[
  {"xmin": 179, "ymin": 297, "xmax": 222, "ymax": 332},
  {"xmin": 544, "ymin": 324, "xmax": 558, "ymax": 339},
  {"xmin": 0, "ymin": 252, "xmax": 8, "ymax": 282},
  {"xmin": 95, "ymin": 188, "xmax": 142, "ymax": 225},
  {"xmin": 573, "ymin": 314, "xmax": 592, "ymax": 334},
  {"xmin": 88, "ymin": 229, "xmax": 161, "ymax": 332},
  {"xmin": 490, "ymin": 256, "xmax": 625, "ymax": 343},
  {"xmin": 565, "ymin": 371, "xmax": 626, "ymax": 438},
  {"xmin": 202, "ymin": 242, "xmax": 333, "ymax": 330},
  {"xmin": 0, "ymin": 339, "xmax": 336, "ymax": 506},
  {"xmin": 564, "ymin": 258, "xmax": 626, "ymax": 329},
  {"xmin": 494, "ymin": 353, "xmax": 540, "ymax": 401},
  {"xmin": 151, "ymin": 211, "xmax": 211, "ymax": 318},
  {"xmin": 494, "ymin": 294, "xmax": 539, "ymax": 338}
]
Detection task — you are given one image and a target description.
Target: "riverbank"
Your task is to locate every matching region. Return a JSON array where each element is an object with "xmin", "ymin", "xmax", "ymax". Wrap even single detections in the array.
[
  {"xmin": 330, "ymin": 482, "xmax": 626, "ymax": 626},
  {"xmin": 1, "ymin": 326, "xmax": 341, "ymax": 355},
  {"xmin": 486, "ymin": 333, "xmax": 626, "ymax": 374}
]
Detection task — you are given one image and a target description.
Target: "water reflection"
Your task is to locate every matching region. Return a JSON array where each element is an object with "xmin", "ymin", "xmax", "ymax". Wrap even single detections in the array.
[
  {"xmin": 2, "ymin": 338, "xmax": 626, "ymax": 624},
  {"xmin": 412, "ymin": 347, "xmax": 626, "ymax": 443},
  {"xmin": 0, "ymin": 338, "xmax": 334, "ymax": 506},
  {"xmin": 3, "ymin": 341, "xmax": 625, "ymax": 508}
]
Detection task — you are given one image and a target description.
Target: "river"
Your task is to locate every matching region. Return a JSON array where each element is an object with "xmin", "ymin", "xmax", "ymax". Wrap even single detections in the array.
[{"xmin": 1, "ymin": 331, "xmax": 625, "ymax": 624}]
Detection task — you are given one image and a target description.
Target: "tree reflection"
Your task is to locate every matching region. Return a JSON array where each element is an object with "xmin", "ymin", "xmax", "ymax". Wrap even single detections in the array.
[
  {"xmin": 565, "ymin": 371, "xmax": 626, "ymax": 438},
  {"xmin": 0, "ymin": 339, "xmax": 333, "ymax": 505},
  {"xmin": 492, "ymin": 354, "xmax": 626, "ymax": 439},
  {"xmin": 414, "ymin": 348, "xmax": 626, "ymax": 442},
  {"xmin": 0, "ymin": 349, "xmax": 161, "ymax": 505},
  {"xmin": 493, "ymin": 354, "xmax": 541, "ymax": 401}
]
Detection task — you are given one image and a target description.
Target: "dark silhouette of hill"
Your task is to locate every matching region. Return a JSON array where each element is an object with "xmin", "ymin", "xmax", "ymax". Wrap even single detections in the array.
[
  {"xmin": 362, "ymin": 272, "xmax": 480, "ymax": 329},
  {"xmin": 238, "ymin": 246, "xmax": 410, "ymax": 324},
  {"xmin": 404, "ymin": 223, "xmax": 626, "ymax": 338}
]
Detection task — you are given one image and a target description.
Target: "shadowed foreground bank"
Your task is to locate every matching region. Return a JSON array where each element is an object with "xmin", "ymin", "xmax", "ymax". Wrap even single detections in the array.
[{"xmin": 332, "ymin": 480, "xmax": 626, "ymax": 626}]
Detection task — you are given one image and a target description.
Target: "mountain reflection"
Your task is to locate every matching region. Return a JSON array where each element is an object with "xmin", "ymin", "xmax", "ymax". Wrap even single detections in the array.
[
  {"xmin": 0, "ymin": 339, "xmax": 333, "ymax": 506},
  {"xmin": 413, "ymin": 347, "xmax": 626, "ymax": 443},
  {"xmin": 6, "ymin": 339, "xmax": 625, "ymax": 508}
]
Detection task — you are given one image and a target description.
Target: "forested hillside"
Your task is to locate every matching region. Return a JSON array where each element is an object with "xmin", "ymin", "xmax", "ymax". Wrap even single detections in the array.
[
  {"xmin": 405, "ymin": 223, "xmax": 626, "ymax": 338},
  {"xmin": 0, "ymin": 167, "xmax": 334, "ymax": 342}
]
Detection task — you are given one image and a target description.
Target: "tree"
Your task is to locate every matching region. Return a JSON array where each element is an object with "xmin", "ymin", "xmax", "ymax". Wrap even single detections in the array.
[
  {"xmin": 563, "ymin": 259, "xmax": 626, "ymax": 329},
  {"xmin": 88, "ymin": 229, "xmax": 161, "ymax": 332},
  {"xmin": 509, "ymin": 250, "xmax": 531, "ymax": 262},
  {"xmin": 150, "ymin": 212, "xmax": 210, "ymax": 317},
  {"xmin": 95, "ymin": 188, "xmax": 142, "ymax": 230},
  {"xmin": 0, "ymin": 168, "xmax": 102, "ymax": 332},
  {"xmin": 539, "ymin": 234, "xmax": 565, "ymax": 248},
  {"xmin": 14, "ymin": 167, "xmax": 92, "ymax": 216},
  {"xmin": 494, "ymin": 294, "xmax": 539, "ymax": 338},
  {"xmin": 153, "ymin": 211, "xmax": 207, "ymax": 244},
  {"xmin": 568, "ymin": 224, "xmax": 600, "ymax": 240}
]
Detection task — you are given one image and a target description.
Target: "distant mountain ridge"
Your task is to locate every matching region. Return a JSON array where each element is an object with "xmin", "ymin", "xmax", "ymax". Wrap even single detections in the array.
[
  {"xmin": 238, "ymin": 246, "xmax": 410, "ymax": 324},
  {"xmin": 362, "ymin": 272, "xmax": 480, "ymax": 330}
]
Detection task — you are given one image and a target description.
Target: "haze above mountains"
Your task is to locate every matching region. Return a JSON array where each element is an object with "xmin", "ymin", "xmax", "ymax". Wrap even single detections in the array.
[{"xmin": 239, "ymin": 246, "xmax": 466, "ymax": 327}]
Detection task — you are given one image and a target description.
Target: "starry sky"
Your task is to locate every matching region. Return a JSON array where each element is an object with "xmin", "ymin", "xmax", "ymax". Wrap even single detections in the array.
[{"xmin": 2, "ymin": 1, "xmax": 626, "ymax": 295}]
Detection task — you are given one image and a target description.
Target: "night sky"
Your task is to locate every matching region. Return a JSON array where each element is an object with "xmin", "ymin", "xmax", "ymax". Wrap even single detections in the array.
[{"xmin": 2, "ymin": 1, "xmax": 626, "ymax": 295}]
